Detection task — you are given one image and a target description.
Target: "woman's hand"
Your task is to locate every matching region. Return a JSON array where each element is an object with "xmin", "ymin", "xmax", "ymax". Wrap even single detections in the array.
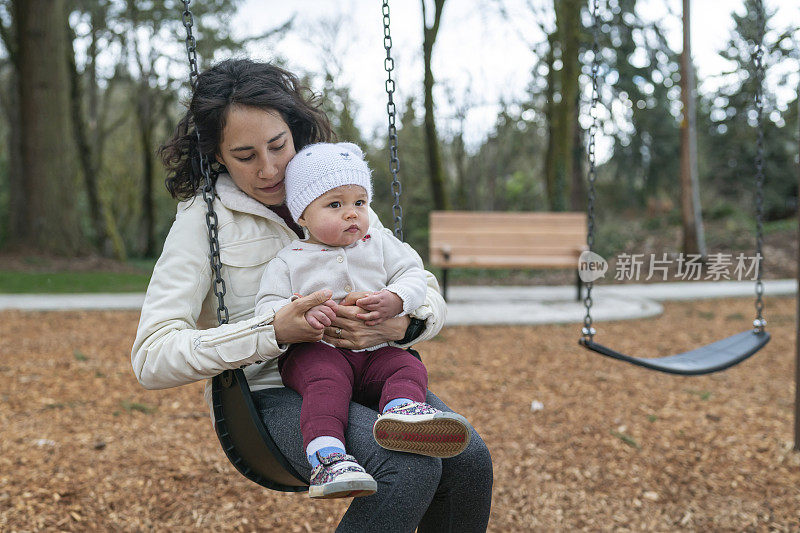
[
  {"xmin": 323, "ymin": 291, "xmax": 410, "ymax": 350},
  {"xmin": 273, "ymin": 290, "xmax": 336, "ymax": 345}
]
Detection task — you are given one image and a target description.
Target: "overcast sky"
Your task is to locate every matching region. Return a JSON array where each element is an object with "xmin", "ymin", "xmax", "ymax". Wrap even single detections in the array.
[{"xmin": 231, "ymin": 0, "xmax": 799, "ymax": 147}]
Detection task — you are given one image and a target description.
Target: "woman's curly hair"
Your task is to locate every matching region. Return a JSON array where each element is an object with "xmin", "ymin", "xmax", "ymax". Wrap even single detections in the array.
[{"xmin": 160, "ymin": 59, "xmax": 334, "ymax": 200}]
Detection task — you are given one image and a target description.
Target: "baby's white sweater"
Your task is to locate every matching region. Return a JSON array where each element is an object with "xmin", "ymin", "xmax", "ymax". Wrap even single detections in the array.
[{"xmin": 254, "ymin": 226, "xmax": 427, "ymax": 349}]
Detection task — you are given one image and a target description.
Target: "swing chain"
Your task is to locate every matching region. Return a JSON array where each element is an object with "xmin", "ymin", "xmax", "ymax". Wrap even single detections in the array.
[
  {"xmin": 582, "ymin": 0, "xmax": 601, "ymax": 342},
  {"xmin": 382, "ymin": 0, "xmax": 404, "ymax": 241},
  {"xmin": 181, "ymin": 1, "xmax": 200, "ymax": 90},
  {"xmin": 752, "ymin": 0, "xmax": 766, "ymax": 332},
  {"xmin": 182, "ymin": 0, "xmax": 229, "ymax": 326}
]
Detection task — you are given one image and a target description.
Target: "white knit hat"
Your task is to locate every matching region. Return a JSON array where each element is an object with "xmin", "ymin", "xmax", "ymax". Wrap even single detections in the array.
[{"xmin": 285, "ymin": 142, "xmax": 373, "ymax": 222}]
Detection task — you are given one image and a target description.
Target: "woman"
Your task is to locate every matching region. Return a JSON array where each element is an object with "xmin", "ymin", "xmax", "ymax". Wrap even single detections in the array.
[{"xmin": 131, "ymin": 58, "xmax": 492, "ymax": 532}]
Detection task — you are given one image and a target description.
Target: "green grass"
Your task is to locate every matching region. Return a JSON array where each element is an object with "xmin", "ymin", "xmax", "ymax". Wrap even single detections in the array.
[
  {"xmin": 686, "ymin": 389, "xmax": 713, "ymax": 401},
  {"xmin": 610, "ymin": 430, "xmax": 641, "ymax": 450},
  {"xmin": 0, "ymin": 270, "xmax": 152, "ymax": 293},
  {"xmin": 763, "ymin": 217, "xmax": 797, "ymax": 234},
  {"xmin": 120, "ymin": 401, "xmax": 156, "ymax": 414}
]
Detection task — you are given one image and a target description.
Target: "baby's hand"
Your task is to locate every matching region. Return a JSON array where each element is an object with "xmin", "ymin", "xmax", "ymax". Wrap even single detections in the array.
[
  {"xmin": 355, "ymin": 290, "xmax": 404, "ymax": 326},
  {"xmin": 304, "ymin": 299, "xmax": 338, "ymax": 329}
]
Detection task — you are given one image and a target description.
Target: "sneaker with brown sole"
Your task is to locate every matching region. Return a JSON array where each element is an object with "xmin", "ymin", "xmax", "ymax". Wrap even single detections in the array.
[{"xmin": 373, "ymin": 402, "xmax": 471, "ymax": 458}]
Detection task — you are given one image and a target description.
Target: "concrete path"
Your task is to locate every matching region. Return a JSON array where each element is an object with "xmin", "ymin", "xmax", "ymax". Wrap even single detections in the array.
[
  {"xmin": 445, "ymin": 280, "xmax": 796, "ymax": 325},
  {"xmin": 0, "ymin": 279, "xmax": 795, "ymax": 326},
  {"xmin": 0, "ymin": 293, "xmax": 146, "ymax": 312}
]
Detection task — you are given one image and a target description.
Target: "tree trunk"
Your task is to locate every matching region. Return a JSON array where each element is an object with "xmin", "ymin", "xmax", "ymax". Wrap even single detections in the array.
[
  {"xmin": 0, "ymin": 72, "xmax": 25, "ymax": 242},
  {"xmin": 570, "ymin": 88, "xmax": 586, "ymax": 211},
  {"xmin": 0, "ymin": 13, "xmax": 24, "ymax": 242},
  {"xmin": 552, "ymin": 0, "xmax": 581, "ymax": 212},
  {"xmin": 679, "ymin": 0, "xmax": 706, "ymax": 257},
  {"xmin": 14, "ymin": 0, "xmax": 82, "ymax": 254},
  {"xmin": 127, "ymin": 0, "xmax": 157, "ymax": 258},
  {"xmin": 544, "ymin": 32, "xmax": 558, "ymax": 210},
  {"xmin": 68, "ymin": 23, "xmax": 106, "ymax": 251},
  {"xmin": 421, "ymin": 0, "xmax": 449, "ymax": 210},
  {"xmin": 136, "ymin": 86, "xmax": 156, "ymax": 257},
  {"xmin": 453, "ymin": 133, "xmax": 468, "ymax": 210},
  {"xmin": 794, "ymin": 81, "xmax": 800, "ymax": 451}
]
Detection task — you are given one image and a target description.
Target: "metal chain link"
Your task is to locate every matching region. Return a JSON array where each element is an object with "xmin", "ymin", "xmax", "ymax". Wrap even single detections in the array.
[
  {"xmin": 753, "ymin": 0, "xmax": 766, "ymax": 332},
  {"xmin": 181, "ymin": 4, "xmax": 199, "ymax": 90},
  {"xmin": 582, "ymin": 0, "xmax": 601, "ymax": 343},
  {"xmin": 382, "ymin": 0, "xmax": 404, "ymax": 241},
  {"xmin": 182, "ymin": 0, "xmax": 229, "ymax": 325}
]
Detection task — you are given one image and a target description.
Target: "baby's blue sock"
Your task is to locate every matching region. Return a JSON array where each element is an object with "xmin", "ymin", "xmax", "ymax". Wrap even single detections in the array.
[
  {"xmin": 306, "ymin": 436, "xmax": 345, "ymax": 469},
  {"xmin": 383, "ymin": 398, "xmax": 414, "ymax": 414}
]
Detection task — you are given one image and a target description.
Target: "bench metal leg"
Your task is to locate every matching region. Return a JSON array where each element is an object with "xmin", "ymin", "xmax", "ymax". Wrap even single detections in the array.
[{"xmin": 441, "ymin": 269, "xmax": 448, "ymax": 301}]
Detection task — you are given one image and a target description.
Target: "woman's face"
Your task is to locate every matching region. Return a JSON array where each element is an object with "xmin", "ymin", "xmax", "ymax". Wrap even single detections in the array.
[{"xmin": 215, "ymin": 106, "xmax": 296, "ymax": 206}]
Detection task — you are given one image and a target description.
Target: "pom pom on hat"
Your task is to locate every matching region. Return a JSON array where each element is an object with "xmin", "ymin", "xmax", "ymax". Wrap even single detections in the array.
[{"xmin": 285, "ymin": 142, "xmax": 373, "ymax": 222}]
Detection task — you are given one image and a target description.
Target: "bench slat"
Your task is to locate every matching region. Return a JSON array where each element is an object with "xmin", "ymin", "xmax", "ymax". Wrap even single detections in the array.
[
  {"xmin": 428, "ymin": 210, "xmax": 586, "ymax": 269},
  {"xmin": 431, "ymin": 220, "xmax": 586, "ymax": 233},
  {"xmin": 430, "ymin": 235, "xmax": 585, "ymax": 248},
  {"xmin": 431, "ymin": 228, "xmax": 585, "ymax": 238},
  {"xmin": 429, "ymin": 255, "xmax": 581, "ymax": 269},
  {"xmin": 429, "ymin": 245, "xmax": 584, "ymax": 256},
  {"xmin": 430, "ymin": 211, "xmax": 586, "ymax": 223}
]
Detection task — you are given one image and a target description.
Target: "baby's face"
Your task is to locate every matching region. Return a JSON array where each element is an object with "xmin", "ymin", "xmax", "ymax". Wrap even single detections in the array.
[{"xmin": 298, "ymin": 185, "xmax": 369, "ymax": 247}]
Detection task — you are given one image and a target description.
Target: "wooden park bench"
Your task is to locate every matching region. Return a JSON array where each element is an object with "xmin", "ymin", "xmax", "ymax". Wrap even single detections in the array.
[{"xmin": 428, "ymin": 211, "xmax": 587, "ymax": 301}]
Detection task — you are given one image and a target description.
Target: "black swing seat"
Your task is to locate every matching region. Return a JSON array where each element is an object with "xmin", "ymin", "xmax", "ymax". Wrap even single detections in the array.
[
  {"xmin": 212, "ymin": 369, "xmax": 308, "ymax": 492},
  {"xmin": 579, "ymin": 329, "xmax": 770, "ymax": 375},
  {"xmin": 211, "ymin": 349, "xmax": 423, "ymax": 490}
]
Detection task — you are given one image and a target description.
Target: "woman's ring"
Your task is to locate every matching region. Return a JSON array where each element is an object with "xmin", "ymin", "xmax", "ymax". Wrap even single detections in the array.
[{"xmin": 335, "ymin": 328, "xmax": 342, "ymax": 338}]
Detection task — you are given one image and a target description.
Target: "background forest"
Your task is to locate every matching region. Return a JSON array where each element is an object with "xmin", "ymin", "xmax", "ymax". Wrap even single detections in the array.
[{"xmin": 1, "ymin": 0, "xmax": 799, "ymax": 273}]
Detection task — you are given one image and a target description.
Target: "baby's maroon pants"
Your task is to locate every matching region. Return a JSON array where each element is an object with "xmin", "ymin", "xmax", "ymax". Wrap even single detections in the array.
[{"xmin": 278, "ymin": 342, "xmax": 428, "ymax": 449}]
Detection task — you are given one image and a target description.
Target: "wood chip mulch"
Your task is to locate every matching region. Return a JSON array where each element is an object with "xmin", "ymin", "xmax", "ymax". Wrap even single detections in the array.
[{"xmin": 1, "ymin": 296, "xmax": 799, "ymax": 531}]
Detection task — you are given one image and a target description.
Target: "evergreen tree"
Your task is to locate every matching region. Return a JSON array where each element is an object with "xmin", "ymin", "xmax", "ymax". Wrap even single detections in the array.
[
  {"xmin": 459, "ymin": 102, "xmax": 548, "ymax": 213},
  {"xmin": 370, "ymin": 98, "xmax": 433, "ymax": 259},
  {"xmin": 700, "ymin": 0, "xmax": 798, "ymax": 220},
  {"xmin": 598, "ymin": 0, "xmax": 682, "ymax": 208}
]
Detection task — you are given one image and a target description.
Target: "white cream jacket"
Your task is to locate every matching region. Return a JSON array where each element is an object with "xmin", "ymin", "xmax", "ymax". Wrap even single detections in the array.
[{"xmin": 130, "ymin": 174, "xmax": 446, "ymax": 415}]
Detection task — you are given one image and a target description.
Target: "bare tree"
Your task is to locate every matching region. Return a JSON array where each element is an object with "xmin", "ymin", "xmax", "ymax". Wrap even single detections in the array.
[
  {"xmin": 443, "ymin": 82, "xmax": 473, "ymax": 210},
  {"xmin": 422, "ymin": 0, "xmax": 449, "ymax": 210},
  {"xmin": 306, "ymin": 13, "xmax": 363, "ymax": 145},
  {"xmin": 546, "ymin": 0, "xmax": 581, "ymax": 212},
  {"xmin": 67, "ymin": 3, "xmax": 129, "ymax": 258},
  {"xmin": 679, "ymin": 0, "xmax": 707, "ymax": 256}
]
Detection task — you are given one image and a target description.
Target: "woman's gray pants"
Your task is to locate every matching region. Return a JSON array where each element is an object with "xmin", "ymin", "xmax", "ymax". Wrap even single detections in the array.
[{"xmin": 253, "ymin": 388, "xmax": 493, "ymax": 533}]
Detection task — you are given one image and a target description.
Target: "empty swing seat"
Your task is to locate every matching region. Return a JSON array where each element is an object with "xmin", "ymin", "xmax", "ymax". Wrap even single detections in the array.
[{"xmin": 579, "ymin": 329, "xmax": 770, "ymax": 375}]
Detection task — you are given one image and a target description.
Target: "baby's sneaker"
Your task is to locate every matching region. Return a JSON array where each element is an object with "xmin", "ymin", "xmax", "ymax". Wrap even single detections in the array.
[
  {"xmin": 373, "ymin": 402, "xmax": 471, "ymax": 458},
  {"xmin": 308, "ymin": 452, "xmax": 377, "ymax": 499}
]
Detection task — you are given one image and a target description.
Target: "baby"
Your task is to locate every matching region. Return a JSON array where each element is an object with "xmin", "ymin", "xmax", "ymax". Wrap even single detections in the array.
[{"xmin": 255, "ymin": 142, "xmax": 470, "ymax": 499}]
